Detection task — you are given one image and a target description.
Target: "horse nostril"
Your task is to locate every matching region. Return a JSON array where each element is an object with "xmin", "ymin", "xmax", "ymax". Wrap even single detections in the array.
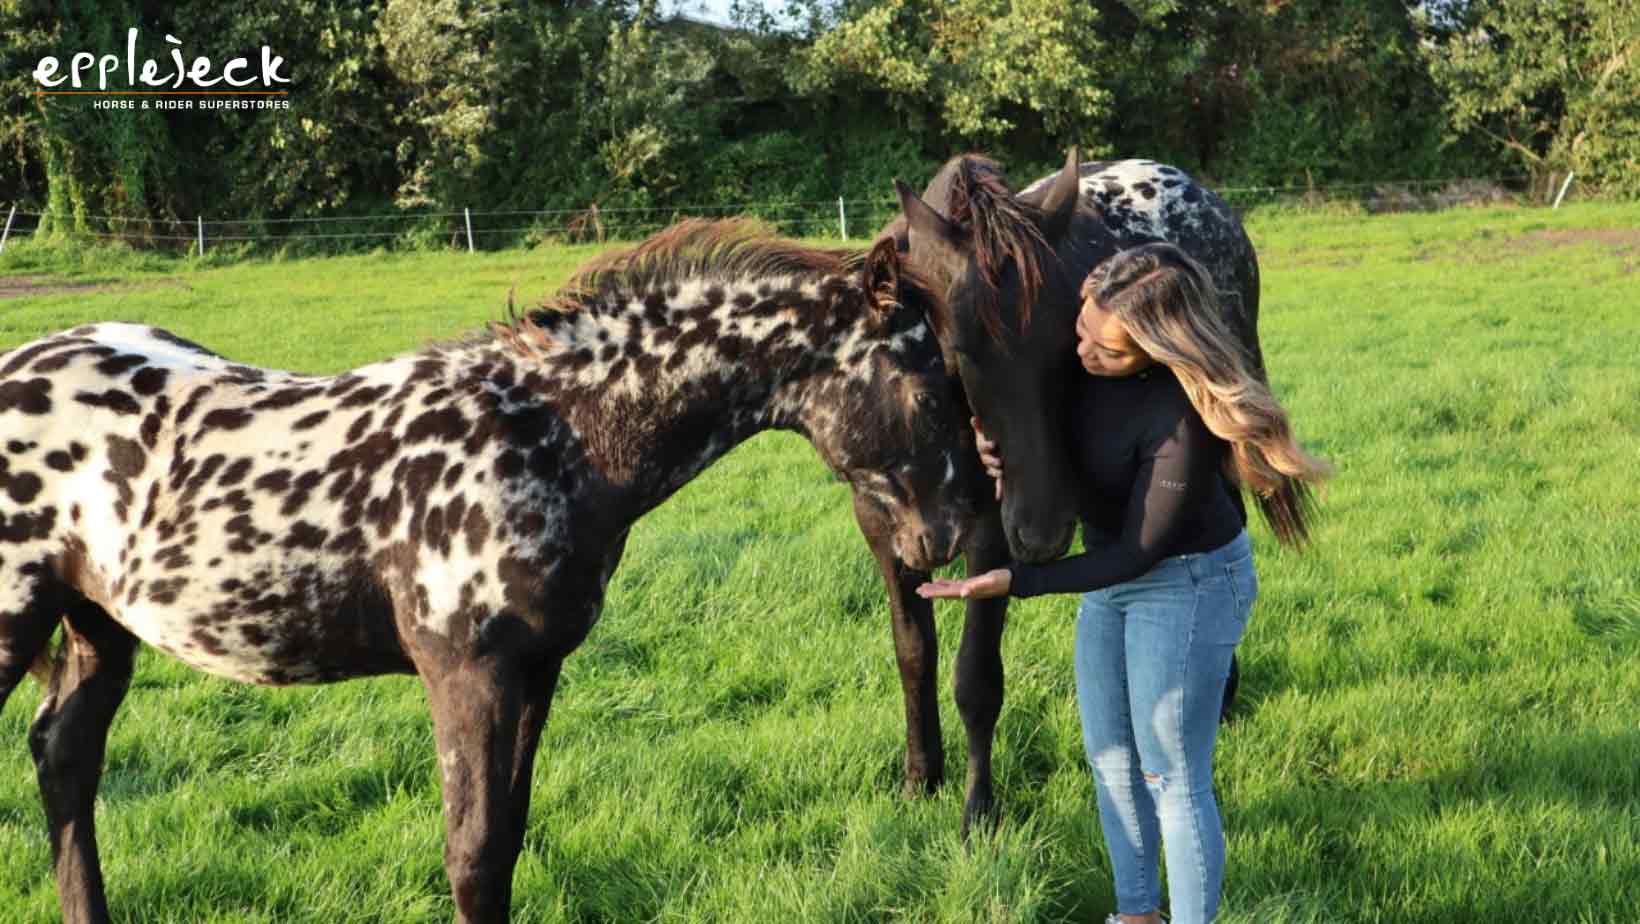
[
  {"xmin": 918, "ymin": 532, "xmax": 937, "ymax": 566},
  {"xmin": 1005, "ymin": 519, "xmax": 1073, "ymax": 563}
]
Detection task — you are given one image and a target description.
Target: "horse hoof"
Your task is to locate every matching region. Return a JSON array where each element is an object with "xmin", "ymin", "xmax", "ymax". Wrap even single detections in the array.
[
  {"xmin": 901, "ymin": 773, "xmax": 944, "ymax": 800},
  {"xmin": 959, "ymin": 794, "xmax": 1000, "ymax": 841}
]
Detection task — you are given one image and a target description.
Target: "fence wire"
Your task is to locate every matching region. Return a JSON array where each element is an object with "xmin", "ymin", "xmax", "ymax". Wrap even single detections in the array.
[{"xmin": 0, "ymin": 176, "xmax": 1536, "ymax": 256}]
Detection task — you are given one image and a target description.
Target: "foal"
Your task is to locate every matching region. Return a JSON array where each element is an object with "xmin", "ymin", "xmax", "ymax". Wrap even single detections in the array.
[{"xmin": 0, "ymin": 219, "xmax": 976, "ymax": 924}]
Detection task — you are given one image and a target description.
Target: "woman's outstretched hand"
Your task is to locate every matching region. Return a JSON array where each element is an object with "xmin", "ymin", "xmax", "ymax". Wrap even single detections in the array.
[
  {"xmin": 973, "ymin": 417, "xmax": 1003, "ymax": 501},
  {"xmin": 916, "ymin": 568, "xmax": 1012, "ymax": 600}
]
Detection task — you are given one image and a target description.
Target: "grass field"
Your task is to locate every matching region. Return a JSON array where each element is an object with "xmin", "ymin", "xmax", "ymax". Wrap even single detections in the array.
[{"xmin": 2, "ymin": 200, "xmax": 1639, "ymax": 923}]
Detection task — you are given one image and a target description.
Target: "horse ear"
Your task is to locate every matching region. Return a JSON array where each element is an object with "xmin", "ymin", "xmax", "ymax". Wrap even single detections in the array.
[
  {"xmin": 894, "ymin": 178, "xmax": 962, "ymax": 262},
  {"xmin": 863, "ymin": 236, "xmax": 901, "ymax": 315},
  {"xmin": 1037, "ymin": 146, "xmax": 1082, "ymax": 240},
  {"xmin": 878, "ymin": 214, "xmax": 910, "ymax": 255}
]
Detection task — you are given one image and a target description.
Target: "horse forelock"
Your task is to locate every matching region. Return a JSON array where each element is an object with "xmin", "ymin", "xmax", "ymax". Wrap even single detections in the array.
[{"xmin": 940, "ymin": 155, "xmax": 1049, "ymax": 342}]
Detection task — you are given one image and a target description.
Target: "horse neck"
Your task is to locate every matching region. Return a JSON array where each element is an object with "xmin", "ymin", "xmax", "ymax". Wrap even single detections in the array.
[{"xmin": 492, "ymin": 273, "xmax": 883, "ymax": 517}]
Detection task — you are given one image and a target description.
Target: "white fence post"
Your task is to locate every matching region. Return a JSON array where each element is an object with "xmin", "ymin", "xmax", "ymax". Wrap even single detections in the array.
[
  {"xmin": 464, "ymin": 207, "xmax": 475, "ymax": 253},
  {"xmin": 837, "ymin": 196, "xmax": 846, "ymax": 240},
  {"xmin": 1552, "ymin": 172, "xmax": 1576, "ymax": 209},
  {"xmin": 0, "ymin": 204, "xmax": 16, "ymax": 253},
  {"xmin": 196, "ymin": 216, "xmax": 204, "ymax": 257}
]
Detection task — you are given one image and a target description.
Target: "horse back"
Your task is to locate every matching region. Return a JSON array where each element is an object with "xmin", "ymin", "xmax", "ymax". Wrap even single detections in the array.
[
  {"xmin": 1026, "ymin": 159, "xmax": 1263, "ymax": 367},
  {"xmin": 0, "ymin": 323, "xmax": 576, "ymax": 685}
]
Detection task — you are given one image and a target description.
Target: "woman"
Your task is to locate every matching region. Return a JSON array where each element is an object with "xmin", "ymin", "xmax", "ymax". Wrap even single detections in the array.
[{"xmin": 918, "ymin": 243, "xmax": 1331, "ymax": 924}]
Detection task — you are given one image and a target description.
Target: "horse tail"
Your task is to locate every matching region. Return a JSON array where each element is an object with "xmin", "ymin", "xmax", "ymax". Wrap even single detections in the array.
[{"xmin": 1254, "ymin": 477, "xmax": 1320, "ymax": 547}]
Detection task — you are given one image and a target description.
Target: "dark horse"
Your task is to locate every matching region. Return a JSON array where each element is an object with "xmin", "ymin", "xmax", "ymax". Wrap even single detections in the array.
[
  {"xmin": 870, "ymin": 150, "xmax": 1282, "ymax": 833},
  {"xmin": 0, "ymin": 219, "xmax": 983, "ymax": 924}
]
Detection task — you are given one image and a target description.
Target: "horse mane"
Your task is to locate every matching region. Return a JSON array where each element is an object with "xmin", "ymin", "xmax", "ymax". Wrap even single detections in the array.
[
  {"xmin": 490, "ymin": 218, "xmax": 938, "ymax": 359},
  {"xmin": 937, "ymin": 154, "xmax": 1050, "ymax": 341},
  {"xmin": 560, "ymin": 218, "xmax": 847, "ymax": 305}
]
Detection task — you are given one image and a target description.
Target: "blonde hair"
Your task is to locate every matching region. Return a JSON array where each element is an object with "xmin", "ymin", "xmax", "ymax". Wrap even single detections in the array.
[{"xmin": 1082, "ymin": 243, "xmax": 1332, "ymax": 546}]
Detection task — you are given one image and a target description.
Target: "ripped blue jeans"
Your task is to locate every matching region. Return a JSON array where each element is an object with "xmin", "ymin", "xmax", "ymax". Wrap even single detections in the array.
[{"xmin": 1075, "ymin": 531, "xmax": 1256, "ymax": 924}]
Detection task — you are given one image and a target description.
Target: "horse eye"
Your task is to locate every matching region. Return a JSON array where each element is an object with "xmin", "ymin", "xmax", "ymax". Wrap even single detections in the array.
[{"xmin": 911, "ymin": 392, "xmax": 941, "ymax": 438}]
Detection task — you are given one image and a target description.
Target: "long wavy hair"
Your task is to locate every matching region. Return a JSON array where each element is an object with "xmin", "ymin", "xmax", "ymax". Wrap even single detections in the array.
[{"xmin": 1082, "ymin": 243, "xmax": 1332, "ymax": 546}]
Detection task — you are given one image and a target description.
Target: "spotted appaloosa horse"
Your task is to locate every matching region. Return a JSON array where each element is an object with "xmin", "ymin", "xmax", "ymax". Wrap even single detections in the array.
[
  {"xmin": 876, "ymin": 150, "xmax": 1269, "ymax": 833},
  {"xmin": 0, "ymin": 219, "xmax": 981, "ymax": 924}
]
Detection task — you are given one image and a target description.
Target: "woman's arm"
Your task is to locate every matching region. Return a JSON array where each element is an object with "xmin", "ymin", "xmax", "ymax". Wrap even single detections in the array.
[
  {"xmin": 918, "ymin": 411, "xmax": 1224, "ymax": 601},
  {"xmin": 1006, "ymin": 412, "xmax": 1222, "ymax": 597}
]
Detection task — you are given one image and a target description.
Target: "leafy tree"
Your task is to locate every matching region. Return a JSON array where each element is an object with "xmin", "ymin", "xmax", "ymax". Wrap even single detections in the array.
[
  {"xmin": 379, "ymin": 0, "xmax": 582, "ymax": 209},
  {"xmin": 588, "ymin": 1, "xmax": 717, "ymax": 202},
  {"xmin": 0, "ymin": 1, "xmax": 55, "ymax": 207},
  {"xmin": 0, "ymin": 0, "xmax": 172, "ymax": 232},
  {"xmin": 791, "ymin": 0, "xmax": 1114, "ymax": 153},
  {"xmin": 184, "ymin": 0, "xmax": 403, "ymax": 218},
  {"xmin": 3, "ymin": 0, "xmax": 408, "ymax": 231},
  {"xmin": 3, "ymin": 0, "xmax": 1629, "ymax": 249},
  {"xmin": 1086, "ymin": 0, "xmax": 1472, "ymax": 185},
  {"xmin": 1420, "ymin": 0, "xmax": 1640, "ymax": 195},
  {"xmin": 381, "ymin": 0, "xmax": 723, "ymax": 215}
]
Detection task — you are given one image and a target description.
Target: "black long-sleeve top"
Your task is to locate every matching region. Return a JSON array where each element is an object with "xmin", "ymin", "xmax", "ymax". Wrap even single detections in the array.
[{"xmin": 1009, "ymin": 366, "xmax": 1246, "ymax": 598}]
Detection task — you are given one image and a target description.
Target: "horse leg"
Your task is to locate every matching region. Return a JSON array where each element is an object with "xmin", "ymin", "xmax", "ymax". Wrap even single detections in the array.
[
  {"xmin": 954, "ymin": 512, "xmax": 1010, "ymax": 836},
  {"xmin": 28, "ymin": 598, "xmax": 137, "ymax": 924},
  {"xmin": 852, "ymin": 495, "xmax": 944, "ymax": 797},
  {"xmin": 421, "ymin": 654, "xmax": 560, "ymax": 924},
  {"xmin": 0, "ymin": 585, "xmax": 63, "ymax": 716}
]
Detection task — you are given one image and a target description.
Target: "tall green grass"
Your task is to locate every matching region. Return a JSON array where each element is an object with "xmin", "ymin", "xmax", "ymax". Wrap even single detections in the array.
[{"xmin": 2, "ymin": 201, "xmax": 1639, "ymax": 922}]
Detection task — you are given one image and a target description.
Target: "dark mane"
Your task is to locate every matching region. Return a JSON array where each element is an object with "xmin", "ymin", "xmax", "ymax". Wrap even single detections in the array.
[
  {"xmin": 487, "ymin": 219, "xmax": 848, "ymax": 358},
  {"xmin": 936, "ymin": 154, "xmax": 1050, "ymax": 341},
  {"xmin": 553, "ymin": 218, "xmax": 845, "ymax": 312},
  {"xmin": 489, "ymin": 218, "xmax": 944, "ymax": 358}
]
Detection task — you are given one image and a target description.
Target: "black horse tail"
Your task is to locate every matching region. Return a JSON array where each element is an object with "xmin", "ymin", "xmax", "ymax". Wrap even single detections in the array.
[
  {"xmin": 1241, "ymin": 319, "xmax": 1324, "ymax": 548},
  {"xmin": 1255, "ymin": 477, "xmax": 1321, "ymax": 548}
]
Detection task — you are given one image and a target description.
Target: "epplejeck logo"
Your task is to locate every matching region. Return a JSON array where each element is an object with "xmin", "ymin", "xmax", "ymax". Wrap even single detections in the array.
[{"xmin": 33, "ymin": 27, "xmax": 291, "ymax": 110}]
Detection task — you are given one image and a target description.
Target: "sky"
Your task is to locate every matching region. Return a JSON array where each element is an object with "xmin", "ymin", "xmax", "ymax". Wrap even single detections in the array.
[{"xmin": 661, "ymin": 0, "xmax": 797, "ymax": 28}]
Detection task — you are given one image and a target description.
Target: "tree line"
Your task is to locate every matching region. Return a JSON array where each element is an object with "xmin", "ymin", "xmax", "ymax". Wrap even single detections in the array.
[{"xmin": 0, "ymin": 0, "xmax": 1634, "ymax": 242}]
